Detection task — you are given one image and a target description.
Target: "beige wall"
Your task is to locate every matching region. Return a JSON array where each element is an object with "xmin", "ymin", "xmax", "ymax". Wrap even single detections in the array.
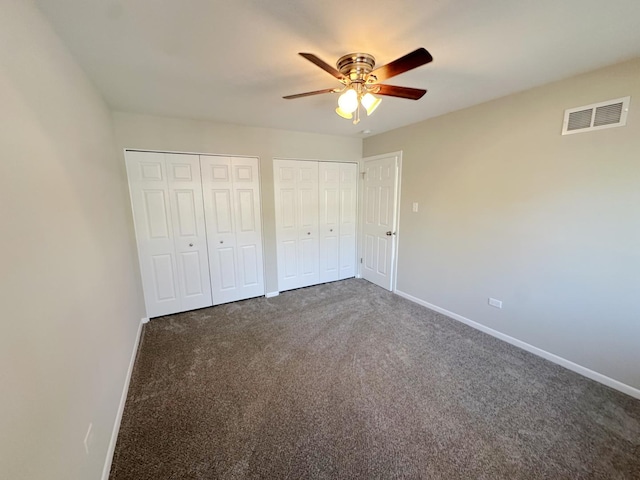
[
  {"xmin": 0, "ymin": 1, "xmax": 144, "ymax": 479},
  {"xmin": 364, "ymin": 58, "xmax": 640, "ymax": 389},
  {"xmin": 112, "ymin": 112, "xmax": 362, "ymax": 295},
  {"xmin": 3, "ymin": 3, "xmax": 637, "ymax": 478}
]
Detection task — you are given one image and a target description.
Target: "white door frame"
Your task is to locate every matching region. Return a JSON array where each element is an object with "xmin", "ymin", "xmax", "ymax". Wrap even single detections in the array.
[{"xmin": 357, "ymin": 151, "xmax": 403, "ymax": 292}]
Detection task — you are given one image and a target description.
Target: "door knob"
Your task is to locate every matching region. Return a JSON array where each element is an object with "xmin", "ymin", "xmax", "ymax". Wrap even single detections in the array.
[
  {"xmin": 385, "ymin": 231, "xmax": 396, "ymax": 236},
  {"xmin": 330, "ymin": 229, "xmax": 333, "ymax": 232},
  {"xmin": 189, "ymin": 243, "xmax": 194, "ymax": 247},
  {"xmin": 307, "ymin": 232, "xmax": 311, "ymax": 235},
  {"xmin": 220, "ymin": 240, "xmax": 224, "ymax": 244}
]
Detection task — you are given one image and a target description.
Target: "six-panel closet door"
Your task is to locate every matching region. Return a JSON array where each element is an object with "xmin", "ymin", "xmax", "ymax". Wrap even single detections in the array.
[
  {"xmin": 319, "ymin": 162, "xmax": 358, "ymax": 282},
  {"xmin": 274, "ymin": 159, "xmax": 320, "ymax": 292},
  {"xmin": 201, "ymin": 156, "xmax": 265, "ymax": 304},
  {"xmin": 127, "ymin": 152, "xmax": 354, "ymax": 314},
  {"xmin": 126, "ymin": 151, "xmax": 213, "ymax": 318}
]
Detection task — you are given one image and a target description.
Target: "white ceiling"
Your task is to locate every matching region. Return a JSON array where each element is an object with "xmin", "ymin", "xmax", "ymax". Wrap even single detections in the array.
[{"xmin": 35, "ymin": 0, "xmax": 640, "ymax": 138}]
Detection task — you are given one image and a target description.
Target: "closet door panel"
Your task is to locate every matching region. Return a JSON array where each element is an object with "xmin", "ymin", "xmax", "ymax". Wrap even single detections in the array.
[
  {"xmin": 282, "ymin": 240, "xmax": 298, "ymax": 280},
  {"xmin": 217, "ymin": 247, "xmax": 237, "ymax": 290},
  {"xmin": 274, "ymin": 161, "xmax": 299, "ymax": 291},
  {"xmin": 274, "ymin": 160, "xmax": 299, "ymax": 291},
  {"xmin": 300, "ymin": 237, "xmax": 318, "ymax": 275},
  {"xmin": 240, "ymin": 245, "xmax": 259, "ymax": 285},
  {"xmin": 275, "ymin": 160, "xmax": 356, "ymax": 290},
  {"xmin": 166, "ymin": 154, "xmax": 212, "ymax": 310},
  {"xmin": 339, "ymin": 163, "xmax": 358, "ymax": 279},
  {"xmin": 150, "ymin": 254, "xmax": 178, "ymax": 302},
  {"xmin": 274, "ymin": 159, "xmax": 319, "ymax": 291},
  {"xmin": 143, "ymin": 190, "xmax": 171, "ymax": 239},
  {"xmin": 202, "ymin": 156, "xmax": 264, "ymax": 303},
  {"xmin": 125, "ymin": 151, "xmax": 181, "ymax": 317},
  {"xmin": 279, "ymin": 189, "xmax": 297, "ymax": 229},
  {"xmin": 319, "ymin": 162, "xmax": 340, "ymax": 283},
  {"xmin": 179, "ymin": 251, "xmax": 206, "ymax": 296},
  {"xmin": 201, "ymin": 157, "xmax": 239, "ymax": 304},
  {"xmin": 298, "ymin": 188, "xmax": 317, "ymax": 230},
  {"xmin": 297, "ymin": 163, "xmax": 319, "ymax": 287},
  {"xmin": 231, "ymin": 158, "xmax": 264, "ymax": 296}
]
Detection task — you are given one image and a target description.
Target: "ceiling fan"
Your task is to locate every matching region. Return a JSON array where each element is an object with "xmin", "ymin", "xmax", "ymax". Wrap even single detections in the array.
[{"xmin": 283, "ymin": 48, "xmax": 433, "ymax": 124}]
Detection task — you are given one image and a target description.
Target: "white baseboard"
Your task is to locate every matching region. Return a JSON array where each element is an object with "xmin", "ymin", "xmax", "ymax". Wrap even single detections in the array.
[
  {"xmin": 265, "ymin": 291, "xmax": 279, "ymax": 298},
  {"xmin": 394, "ymin": 289, "xmax": 640, "ymax": 400},
  {"xmin": 101, "ymin": 317, "xmax": 147, "ymax": 480}
]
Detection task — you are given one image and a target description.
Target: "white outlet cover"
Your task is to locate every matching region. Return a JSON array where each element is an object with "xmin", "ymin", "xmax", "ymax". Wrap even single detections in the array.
[
  {"xmin": 488, "ymin": 298, "xmax": 503, "ymax": 309},
  {"xmin": 412, "ymin": 202, "xmax": 419, "ymax": 212}
]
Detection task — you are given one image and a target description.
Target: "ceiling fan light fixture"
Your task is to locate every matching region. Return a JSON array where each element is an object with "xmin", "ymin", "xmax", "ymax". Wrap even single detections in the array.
[
  {"xmin": 335, "ymin": 106, "xmax": 353, "ymax": 119},
  {"xmin": 361, "ymin": 92, "xmax": 381, "ymax": 116},
  {"xmin": 337, "ymin": 88, "xmax": 358, "ymax": 113},
  {"xmin": 285, "ymin": 48, "xmax": 432, "ymax": 125}
]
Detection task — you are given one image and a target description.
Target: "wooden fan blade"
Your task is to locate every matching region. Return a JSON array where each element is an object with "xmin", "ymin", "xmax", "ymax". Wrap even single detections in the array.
[
  {"xmin": 370, "ymin": 48, "xmax": 433, "ymax": 82},
  {"xmin": 299, "ymin": 53, "xmax": 346, "ymax": 80},
  {"xmin": 283, "ymin": 88, "xmax": 337, "ymax": 99},
  {"xmin": 375, "ymin": 84, "xmax": 427, "ymax": 100}
]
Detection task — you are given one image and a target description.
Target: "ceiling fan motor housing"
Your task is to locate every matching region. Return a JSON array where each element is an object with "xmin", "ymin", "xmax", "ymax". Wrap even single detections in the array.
[{"xmin": 337, "ymin": 53, "xmax": 376, "ymax": 82}]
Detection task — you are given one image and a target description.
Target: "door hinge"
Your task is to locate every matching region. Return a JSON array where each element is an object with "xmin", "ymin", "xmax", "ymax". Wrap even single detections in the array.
[
  {"xmin": 360, "ymin": 171, "xmax": 366, "ymax": 179},
  {"xmin": 360, "ymin": 258, "xmax": 363, "ymax": 264}
]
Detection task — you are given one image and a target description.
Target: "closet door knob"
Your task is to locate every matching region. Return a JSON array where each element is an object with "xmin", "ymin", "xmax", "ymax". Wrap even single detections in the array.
[
  {"xmin": 307, "ymin": 232, "xmax": 311, "ymax": 235},
  {"xmin": 330, "ymin": 229, "xmax": 333, "ymax": 232},
  {"xmin": 189, "ymin": 243, "xmax": 194, "ymax": 247},
  {"xmin": 220, "ymin": 240, "xmax": 224, "ymax": 244}
]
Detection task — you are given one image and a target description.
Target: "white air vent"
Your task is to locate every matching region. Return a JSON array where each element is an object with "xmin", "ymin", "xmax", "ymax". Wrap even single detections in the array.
[{"xmin": 562, "ymin": 96, "xmax": 630, "ymax": 135}]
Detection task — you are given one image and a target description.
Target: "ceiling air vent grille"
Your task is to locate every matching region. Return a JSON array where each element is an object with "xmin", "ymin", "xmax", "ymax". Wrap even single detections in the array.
[{"xmin": 562, "ymin": 96, "xmax": 630, "ymax": 135}]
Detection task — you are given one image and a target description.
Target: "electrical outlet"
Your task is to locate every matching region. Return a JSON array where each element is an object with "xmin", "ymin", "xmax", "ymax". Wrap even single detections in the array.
[
  {"xmin": 412, "ymin": 202, "xmax": 419, "ymax": 212},
  {"xmin": 488, "ymin": 298, "xmax": 503, "ymax": 309},
  {"xmin": 84, "ymin": 423, "xmax": 94, "ymax": 455}
]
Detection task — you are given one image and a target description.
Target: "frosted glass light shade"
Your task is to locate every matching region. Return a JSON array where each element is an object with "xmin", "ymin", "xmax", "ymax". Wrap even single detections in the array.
[
  {"xmin": 335, "ymin": 107, "xmax": 353, "ymax": 119},
  {"xmin": 337, "ymin": 89, "xmax": 358, "ymax": 113},
  {"xmin": 361, "ymin": 93, "xmax": 381, "ymax": 115}
]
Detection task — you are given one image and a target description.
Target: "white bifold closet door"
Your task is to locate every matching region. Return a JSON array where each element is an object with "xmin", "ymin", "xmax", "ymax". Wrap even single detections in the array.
[
  {"xmin": 274, "ymin": 159, "xmax": 320, "ymax": 291},
  {"xmin": 201, "ymin": 156, "xmax": 265, "ymax": 304},
  {"xmin": 126, "ymin": 151, "xmax": 212, "ymax": 318},
  {"xmin": 319, "ymin": 162, "xmax": 358, "ymax": 282},
  {"xmin": 274, "ymin": 159, "xmax": 357, "ymax": 292}
]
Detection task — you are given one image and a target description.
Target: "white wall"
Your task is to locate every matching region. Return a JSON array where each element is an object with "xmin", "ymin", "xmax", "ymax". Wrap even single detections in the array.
[
  {"xmin": 112, "ymin": 112, "xmax": 363, "ymax": 295},
  {"xmin": 364, "ymin": 58, "xmax": 640, "ymax": 390},
  {"xmin": 0, "ymin": 2, "xmax": 144, "ymax": 479}
]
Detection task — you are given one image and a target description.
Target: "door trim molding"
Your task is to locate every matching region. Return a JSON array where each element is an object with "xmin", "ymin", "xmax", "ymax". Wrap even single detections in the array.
[{"xmin": 358, "ymin": 151, "xmax": 403, "ymax": 291}]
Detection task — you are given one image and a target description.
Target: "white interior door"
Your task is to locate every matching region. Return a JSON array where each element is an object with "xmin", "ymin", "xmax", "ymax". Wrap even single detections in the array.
[
  {"xmin": 319, "ymin": 162, "xmax": 340, "ymax": 283},
  {"xmin": 165, "ymin": 154, "xmax": 213, "ymax": 311},
  {"xmin": 126, "ymin": 151, "xmax": 212, "ymax": 317},
  {"xmin": 361, "ymin": 154, "xmax": 399, "ymax": 291},
  {"xmin": 201, "ymin": 156, "xmax": 265, "ymax": 305},
  {"xmin": 339, "ymin": 163, "xmax": 358, "ymax": 280},
  {"xmin": 274, "ymin": 159, "xmax": 319, "ymax": 291}
]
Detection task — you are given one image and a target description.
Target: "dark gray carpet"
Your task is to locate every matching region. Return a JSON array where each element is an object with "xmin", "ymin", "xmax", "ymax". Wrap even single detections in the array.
[{"xmin": 110, "ymin": 279, "xmax": 640, "ymax": 479}]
